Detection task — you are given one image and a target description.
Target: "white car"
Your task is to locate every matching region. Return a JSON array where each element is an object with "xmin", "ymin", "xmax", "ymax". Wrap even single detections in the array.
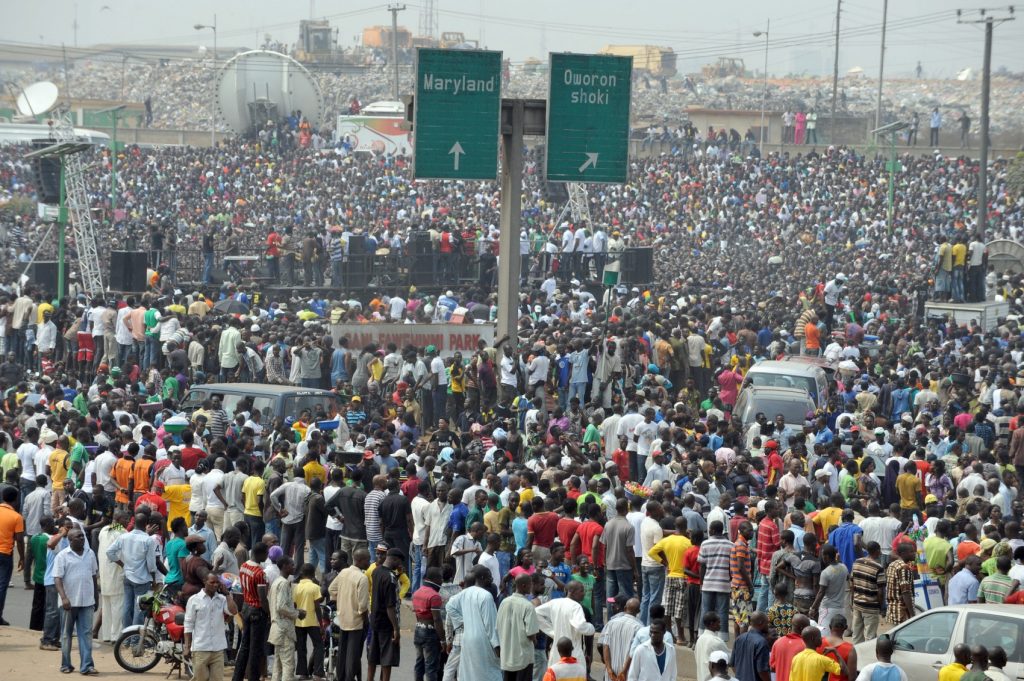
[{"xmin": 854, "ymin": 604, "xmax": 1024, "ymax": 678}]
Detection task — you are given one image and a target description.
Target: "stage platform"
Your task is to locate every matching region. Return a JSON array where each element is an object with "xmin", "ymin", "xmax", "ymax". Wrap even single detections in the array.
[{"xmin": 924, "ymin": 299, "xmax": 1010, "ymax": 331}]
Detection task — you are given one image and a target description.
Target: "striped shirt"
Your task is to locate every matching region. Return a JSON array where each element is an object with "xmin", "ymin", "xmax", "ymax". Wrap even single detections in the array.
[
  {"xmin": 979, "ymin": 573, "xmax": 1016, "ymax": 604},
  {"xmin": 757, "ymin": 517, "xmax": 780, "ymax": 576},
  {"xmin": 698, "ymin": 535, "xmax": 734, "ymax": 593},
  {"xmin": 239, "ymin": 560, "xmax": 267, "ymax": 608},
  {"xmin": 850, "ymin": 556, "xmax": 885, "ymax": 610},
  {"xmin": 730, "ymin": 536, "xmax": 753, "ymax": 589},
  {"xmin": 364, "ymin": 489, "xmax": 386, "ymax": 543},
  {"xmin": 885, "ymin": 560, "xmax": 916, "ymax": 624}
]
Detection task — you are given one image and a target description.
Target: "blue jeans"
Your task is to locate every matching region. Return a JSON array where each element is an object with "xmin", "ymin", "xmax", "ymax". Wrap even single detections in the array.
[
  {"xmin": 123, "ymin": 579, "xmax": 150, "ymax": 629},
  {"xmin": 699, "ymin": 590, "xmax": 731, "ymax": 643},
  {"xmin": 307, "ymin": 537, "xmax": 327, "ymax": 574},
  {"xmin": 61, "ymin": 606, "xmax": 95, "ymax": 672},
  {"xmin": 414, "ymin": 626, "xmax": 442, "ymax": 681},
  {"xmin": 43, "ymin": 585, "xmax": 62, "ymax": 644},
  {"xmin": 368, "ymin": 541, "xmax": 379, "ymax": 563},
  {"xmin": 754, "ymin": 573, "xmax": 773, "ymax": 612},
  {"xmin": 117, "ymin": 343, "xmax": 132, "ymax": 367},
  {"xmin": 144, "ymin": 335, "xmax": 160, "ymax": 370},
  {"xmin": 557, "ymin": 387, "xmax": 569, "ymax": 411},
  {"xmin": 568, "ymin": 382, "xmax": 587, "ymax": 405},
  {"xmin": 496, "ymin": 551, "xmax": 512, "ymax": 582},
  {"xmin": 265, "ymin": 518, "xmax": 281, "ymax": 542},
  {"xmin": 0, "ymin": 552, "xmax": 11, "ymax": 621},
  {"xmin": 432, "ymin": 387, "xmax": 447, "ymax": 428},
  {"xmin": 202, "ymin": 252, "xmax": 214, "ymax": 283},
  {"xmin": 640, "ymin": 565, "xmax": 666, "ymax": 625},
  {"xmin": 605, "ymin": 568, "xmax": 635, "ymax": 620},
  {"xmin": 411, "ymin": 543, "xmax": 424, "ymax": 594},
  {"xmin": 952, "ymin": 268, "xmax": 965, "ymax": 302}
]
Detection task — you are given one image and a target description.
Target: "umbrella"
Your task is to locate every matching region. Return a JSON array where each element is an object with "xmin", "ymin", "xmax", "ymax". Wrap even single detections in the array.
[{"xmin": 213, "ymin": 298, "xmax": 249, "ymax": 315}]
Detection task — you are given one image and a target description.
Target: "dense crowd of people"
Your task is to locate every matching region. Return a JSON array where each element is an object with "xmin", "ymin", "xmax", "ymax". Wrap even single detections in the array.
[{"xmin": 0, "ymin": 58, "xmax": 1024, "ymax": 681}]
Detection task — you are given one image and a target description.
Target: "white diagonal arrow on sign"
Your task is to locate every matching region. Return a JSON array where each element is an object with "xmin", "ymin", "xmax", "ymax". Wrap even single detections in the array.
[
  {"xmin": 578, "ymin": 152, "xmax": 599, "ymax": 173},
  {"xmin": 448, "ymin": 141, "xmax": 465, "ymax": 171}
]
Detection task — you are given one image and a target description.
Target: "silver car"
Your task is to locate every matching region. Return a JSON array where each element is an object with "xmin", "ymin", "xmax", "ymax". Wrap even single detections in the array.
[{"xmin": 854, "ymin": 604, "xmax": 1024, "ymax": 678}]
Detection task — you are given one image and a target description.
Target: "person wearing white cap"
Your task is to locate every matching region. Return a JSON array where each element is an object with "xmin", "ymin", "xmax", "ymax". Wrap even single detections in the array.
[{"xmin": 705, "ymin": 650, "xmax": 737, "ymax": 681}]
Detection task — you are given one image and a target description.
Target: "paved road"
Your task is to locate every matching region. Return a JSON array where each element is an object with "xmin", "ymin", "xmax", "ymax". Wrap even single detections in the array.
[{"xmin": 2, "ymin": 579, "xmax": 710, "ymax": 680}]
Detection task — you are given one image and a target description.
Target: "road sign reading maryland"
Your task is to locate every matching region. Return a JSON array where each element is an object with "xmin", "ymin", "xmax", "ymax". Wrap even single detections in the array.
[
  {"xmin": 413, "ymin": 48, "xmax": 502, "ymax": 180},
  {"xmin": 546, "ymin": 53, "xmax": 632, "ymax": 183}
]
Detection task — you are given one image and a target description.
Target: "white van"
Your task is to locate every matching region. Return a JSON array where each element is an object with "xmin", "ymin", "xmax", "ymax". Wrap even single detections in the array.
[{"xmin": 742, "ymin": 360, "xmax": 830, "ymax": 409}]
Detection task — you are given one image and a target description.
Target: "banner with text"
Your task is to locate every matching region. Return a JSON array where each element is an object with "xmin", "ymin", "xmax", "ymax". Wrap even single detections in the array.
[{"xmin": 329, "ymin": 323, "xmax": 495, "ymax": 358}]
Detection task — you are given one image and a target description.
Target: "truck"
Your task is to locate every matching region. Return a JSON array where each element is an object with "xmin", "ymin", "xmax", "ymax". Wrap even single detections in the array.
[
  {"xmin": 362, "ymin": 25, "xmax": 413, "ymax": 49},
  {"xmin": 701, "ymin": 57, "xmax": 749, "ymax": 79},
  {"xmin": 599, "ymin": 45, "xmax": 676, "ymax": 78}
]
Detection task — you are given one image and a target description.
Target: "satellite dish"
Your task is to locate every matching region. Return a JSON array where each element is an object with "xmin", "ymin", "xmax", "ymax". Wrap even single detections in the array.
[
  {"xmin": 15, "ymin": 81, "xmax": 59, "ymax": 117},
  {"xmin": 215, "ymin": 50, "xmax": 324, "ymax": 135}
]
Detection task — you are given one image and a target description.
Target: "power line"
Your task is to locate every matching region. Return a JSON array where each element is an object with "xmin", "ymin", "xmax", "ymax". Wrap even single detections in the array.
[{"xmin": 957, "ymin": 5, "xmax": 1015, "ymax": 238}]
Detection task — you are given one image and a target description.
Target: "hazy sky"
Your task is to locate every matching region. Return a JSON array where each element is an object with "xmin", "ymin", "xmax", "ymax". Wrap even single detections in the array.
[{"xmin": 4, "ymin": 0, "xmax": 1023, "ymax": 77}]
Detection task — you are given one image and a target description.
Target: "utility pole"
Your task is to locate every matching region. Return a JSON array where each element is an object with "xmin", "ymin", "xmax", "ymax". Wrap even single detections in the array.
[
  {"xmin": 193, "ymin": 16, "xmax": 218, "ymax": 147},
  {"xmin": 753, "ymin": 20, "xmax": 769, "ymax": 156},
  {"xmin": 875, "ymin": 0, "xmax": 887, "ymax": 131},
  {"xmin": 958, "ymin": 7, "xmax": 1015, "ymax": 238},
  {"xmin": 388, "ymin": 4, "xmax": 406, "ymax": 101},
  {"xmin": 830, "ymin": 0, "xmax": 841, "ymax": 141}
]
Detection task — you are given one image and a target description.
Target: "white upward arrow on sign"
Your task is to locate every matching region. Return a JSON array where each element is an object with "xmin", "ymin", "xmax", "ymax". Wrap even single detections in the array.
[
  {"xmin": 578, "ymin": 152, "xmax": 599, "ymax": 172},
  {"xmin": 448, "ymin": 142, "xmax": 465, "ymax": 170}
]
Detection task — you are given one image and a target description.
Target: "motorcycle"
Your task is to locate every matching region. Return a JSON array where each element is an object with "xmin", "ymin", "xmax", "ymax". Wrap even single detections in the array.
[{"xmin": 113, "ymin": 588, "xmax": 193, "ymax": 678}]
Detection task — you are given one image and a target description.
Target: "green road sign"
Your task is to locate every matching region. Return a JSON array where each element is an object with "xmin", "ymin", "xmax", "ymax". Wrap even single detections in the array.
[
  {"xmin": 546, "ymin": 53, "xmax": 632, "ymax": 183},
  {"xmin": 413, "ymin": 48, "xmax": 502, "ymax": 180}
]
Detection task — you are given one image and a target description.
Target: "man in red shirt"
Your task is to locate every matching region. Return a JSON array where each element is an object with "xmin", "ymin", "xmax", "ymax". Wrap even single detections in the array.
[
  {"xmin": 557, "ymin": 499, "xmax": 581, "ymax": 550},
  {"xmin": 135, "ymin": 481, "xmax": 168, "ymax": 519},
  {"xmin": 234, "ymin": 541, "xmax": 269, "ymax": 681},
  {"xmin": 764, "ymin": 440, "xmax": 784, "ymax": 487},
  {"xmin": 770, "ymin": 613, "xmax": 811, "ymax": 681},
  {"xmin": 526, "ymin": 497, "xmax": 559, "ymax": 562},
  {"xmin": 570, "ymin": 503, "xmax": 605, "ymax": 568},
  {"xmin": 757, "ymin": 500, "xmax": 782, "ymax": 611},
  {"xmin": 179, "ymin": 431, "xmax": 206, "ymax": 472},
  {"xmin": 410, "ymin": 566, "xmax": 445, "ymax": 680},
  {"xmin": 612, "ymin": 435, "xmax": 630, "ymax": 482}
]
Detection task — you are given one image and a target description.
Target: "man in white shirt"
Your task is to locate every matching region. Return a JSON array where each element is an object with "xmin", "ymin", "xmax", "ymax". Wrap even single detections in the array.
[
  {"xmin": 536, "ymin": 580, "xmax": 595, "ymax": 665},
  {"xmin": 617, "ymin": 404, "xmax": 644, "ymax": 482},
  {"xmin": 114, "ymin": 302, "xmax": 134, "ymax": 367},
  {"xmin": 53, "ymin": 527, "xmax": 99, "ymax": 674},
  {"xmin": 388, "ymin": 295, "xmax": 406, "ymax": 321},
  {"xmin": 410, "ymin": 479, "xmax": 431, "ymax": 593},
  {"xmin": 527, "ymin": 349, "xmax": 550, "ymax": 403},
  {"xmin": 634, "ymin": 408, "xmax": 660, "ymax": 477},
  {"xmin": 16, "ymin": 427, "xmax": 41, "ymax": 500},
  {"xmin": 183, "ymin": 571, "xmax": 238, "ymax": 681}
]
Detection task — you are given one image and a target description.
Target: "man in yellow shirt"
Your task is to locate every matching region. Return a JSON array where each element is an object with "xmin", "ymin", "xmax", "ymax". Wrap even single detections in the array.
[
  {"xmin": 365, "ymin": 540, "xmax": 410, "ymax": 606},
  {"xmin": 47, "ymin": 439, "xmax": 71, "ymax": 514},
  {"xmin": 162, "ymin": 482, "xmax": 191, "ymax": 529},
  {"xmin": 951, "ymin": 235, "xmax": 968, "ymax": 303},
  {"xmin": 242, "ymin": 466, "xmax": 267, "ymax": 548},
  {"xmin": 789, "ymin": 625, "xmax": 847, "ymax": 681},
  {"xmin": 812, "ymin": 494, "xmax": 845, "ymax": 537},
  {"xmin": 939, "ymin": 643, "xmax": 972, "ymax": 681},
  {"xmin": 648, "ymin": 516, "xmax": 692, "ymax": 644},
  {"xmin": 935, "ymin": 235, "xmax": 954, "ymax": 301},
  {"xmin": 292, "ymin": 563, "xmax": 325, "ymax": 679},
  {"xmin": 896, "ymin": 461, "xmax": 923, "ymax": 511}
]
